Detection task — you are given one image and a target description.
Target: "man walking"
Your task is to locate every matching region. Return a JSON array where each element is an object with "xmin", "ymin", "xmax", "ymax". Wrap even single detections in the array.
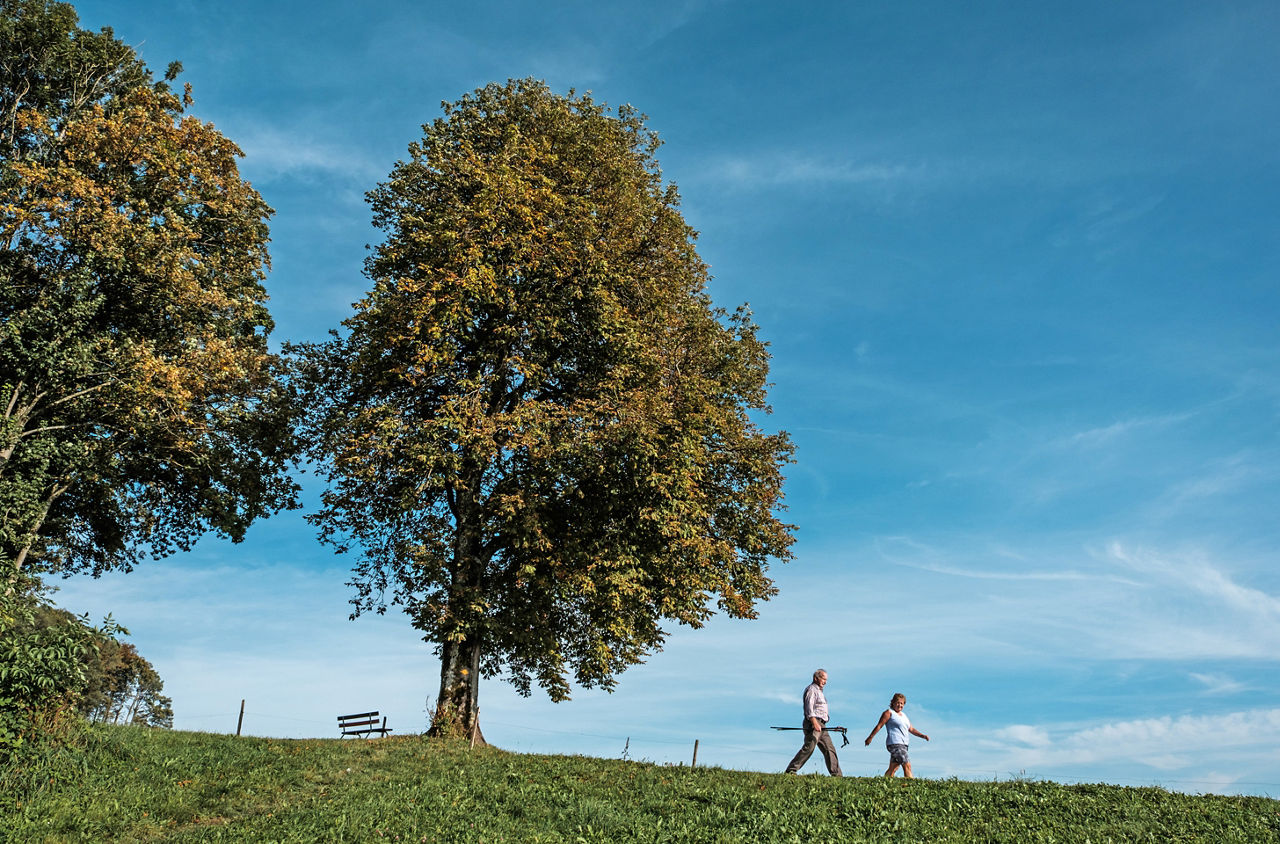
[{"xmin": 784, "ymin": 668, "xmax": 842, "ymax": 776}]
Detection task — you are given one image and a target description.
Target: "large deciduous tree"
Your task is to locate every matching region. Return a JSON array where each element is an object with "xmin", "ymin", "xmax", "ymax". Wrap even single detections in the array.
[
  {"xmin": 295, "ymin": 79, "xmax": 794, "ymax": 741},
  {"xmin": 0, "ymin": 0, "xmax": 297, "ymax": 581}
]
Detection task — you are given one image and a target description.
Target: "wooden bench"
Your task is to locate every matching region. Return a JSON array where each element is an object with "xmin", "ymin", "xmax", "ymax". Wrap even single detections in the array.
[{"xmin": 337, "ymin": 711, "xmax": 392, "ymax": 738}]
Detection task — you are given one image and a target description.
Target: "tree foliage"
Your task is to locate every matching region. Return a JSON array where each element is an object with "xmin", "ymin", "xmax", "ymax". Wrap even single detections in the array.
[
  {"xmin": 0, "ymin": 576, "xmax": 169, "ymax": 759},
  {"xmin": 0, "ymin": 0, "xmax": 298, "ymax": 579},
  {"xmin": 0, "ymin": 575, "xmax": 112, "ymax": 756},
  {"xmin": 295, "ymin": 79, "xmax": 794, "ymax": 736},
  {"xmin": 76, "ymin": 628, "xmax": 173, "ymax": 728},
  {"xmin": 0, "ymin": 0, "xmax": 155, "ymax": 154}
]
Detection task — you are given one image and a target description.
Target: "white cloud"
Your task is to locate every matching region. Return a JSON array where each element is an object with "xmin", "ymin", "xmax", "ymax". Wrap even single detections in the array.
[
  {"xmin": 701, "ymin": 153, "xmax": 922, "ymax": 191},
  {"xmin": 234, "ymin": 126, "xmax": 385, "ymax": 184},
  {"xmin": 1106, "ymin": 542, "xmax": 1280, "ymax": 620},
  {"xmin": 1190, "ymin": 672, "xmax": 1246, "ymax": 696},
  {"xmin": 1080, "ymin": 193, "xmax": 1167, "ymax": 245},
  {"xmin": 875, "ymin": 535, "xmax": 1133, "ymax": 584},
  {"xmin": 897, "ymin": 560, "xmax": 1120, "ymax": 583},
  {"xmin": 996, "ymin": 724, "xmax": 1051, "ymax": 747},
  {"xmin": 1053, "ymin": 412, "xmax": 1190, "ymax": 450},
  {"xmin": 827, "ymin": 535, "xmax": 1280, "ymax": 664},
  {"xmin": 1066, "ymin": 709, "xmax": 1280, "ymax": 760},
  {"xmin": 1158, "ymin": 456, "xmax": 1267, "ymax": 508},
  {"xmin": 1142, "ymin": 754, "xmax": 1192, "ymax": 771},
  {"xmin": 938, "ymin": 707, "xmax": 1280, "ymax": 794}
]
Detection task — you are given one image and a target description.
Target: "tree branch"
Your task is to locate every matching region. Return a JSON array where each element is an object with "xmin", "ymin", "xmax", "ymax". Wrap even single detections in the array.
[
  {"xmin": 3, "ymin": 379, "xmax": 24, "ymax": 419},
  {"xmin": 44, "ymin": 378, "xmax": 115, "ymax": 409},
  {"xmin": 17, "ymin": 423, "xmax": 75, "ymax": 438},
  {"xmin": 11, "ymin": 478, "xmax": 71, "ymax": 573}
]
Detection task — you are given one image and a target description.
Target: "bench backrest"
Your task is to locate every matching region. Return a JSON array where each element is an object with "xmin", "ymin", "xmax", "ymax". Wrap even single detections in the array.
[{"xmin": 338, "ymin": 711, "xmax": 382, "ymax": 731}]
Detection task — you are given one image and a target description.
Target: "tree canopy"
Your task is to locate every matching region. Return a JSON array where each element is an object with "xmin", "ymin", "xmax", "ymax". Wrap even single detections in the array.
[
  {"xmin": 295, "ymin": 79, "xmax": 794, "ymax": 739},
  {"xmin": 0, "ymin": 0, "xmax": 298, "ymax": 579}
]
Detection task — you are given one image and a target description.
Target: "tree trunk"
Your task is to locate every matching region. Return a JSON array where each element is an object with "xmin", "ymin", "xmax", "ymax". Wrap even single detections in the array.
[
  {"xmin": 430, "ymin": 465, "xmax": 487, "ymax": 743},
  {"xmin": 433, "ymin": 633, "xmax": 484, "ymax": 744},
  {"xmin": 9, "ymin": 479, "xmax": 67, "ymax": 573}
]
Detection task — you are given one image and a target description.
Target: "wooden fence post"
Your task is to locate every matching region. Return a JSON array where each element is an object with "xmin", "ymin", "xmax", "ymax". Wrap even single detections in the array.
[
  {"xmin": 692, "ymin": 739, "xmax": 699, "ymax": 767},
  {"xmin": 236, "ymin": 699, "xmax": 245, "ymax": 736}
]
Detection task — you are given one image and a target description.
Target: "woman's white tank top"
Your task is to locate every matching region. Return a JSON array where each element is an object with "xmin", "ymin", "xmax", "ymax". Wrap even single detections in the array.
[{"xmin": 886, "ymin": 709, "xmax": 911, "ymax": 746}]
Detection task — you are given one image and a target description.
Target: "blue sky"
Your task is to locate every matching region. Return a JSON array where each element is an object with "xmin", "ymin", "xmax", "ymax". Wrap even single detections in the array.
[{"xmin": 54, "ymin": 0, "xmax": 1280, "ymax": 796}]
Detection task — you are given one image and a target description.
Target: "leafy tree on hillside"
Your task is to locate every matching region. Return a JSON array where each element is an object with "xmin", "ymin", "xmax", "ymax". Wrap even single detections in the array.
[
  {"xmin": 15, "ymin": 596, "xmax": 173, "ymax": 729},
  {"xmin": 0, "ymin": 0, "xmax": 298, "ymax": 581},
  {"xmin": 0, "ymin": 0, "xmax": 153, "ymax": 152},
  {"xmin": 294, "ymin": 79, "xmax": 795, "ymax": 741},
  {"xmin": 0, "ymin": 574, "xmax": 123, "ymax": 754},
  {"xmin": 80, "ymin": 635, "xmax": 173, "ymax": 728}
]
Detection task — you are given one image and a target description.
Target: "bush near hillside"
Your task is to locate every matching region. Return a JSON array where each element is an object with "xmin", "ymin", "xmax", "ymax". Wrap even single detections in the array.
[
  {"xmin": 0, "ymin": 579, "xmax": 170, "ymax": 761},
  {"xmin": 0, "ymin": 580, "xmax": 99, "ymax": 757}
]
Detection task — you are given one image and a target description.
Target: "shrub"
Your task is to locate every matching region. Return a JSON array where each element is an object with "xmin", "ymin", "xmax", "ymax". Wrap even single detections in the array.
[{"xmin": 0, "ymin": 576, "xmax": 120, "ymax": 759}]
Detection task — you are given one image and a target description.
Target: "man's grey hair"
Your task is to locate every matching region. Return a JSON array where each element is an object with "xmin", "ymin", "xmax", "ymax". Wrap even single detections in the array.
[{"xmin": 813, "ymin": 668, "xmax": 827, "ymax": 683}]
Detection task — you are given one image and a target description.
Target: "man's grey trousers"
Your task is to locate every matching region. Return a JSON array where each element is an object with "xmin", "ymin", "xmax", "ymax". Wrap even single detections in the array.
[{"xmin": 784, "ymin": 722, "xmax": 842, "ymax": 776}]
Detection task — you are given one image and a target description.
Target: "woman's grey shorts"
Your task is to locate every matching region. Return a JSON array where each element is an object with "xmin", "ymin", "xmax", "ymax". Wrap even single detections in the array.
[{"xmin": 887, "ymin": 743, "xmax": 910, "ymax": 765}]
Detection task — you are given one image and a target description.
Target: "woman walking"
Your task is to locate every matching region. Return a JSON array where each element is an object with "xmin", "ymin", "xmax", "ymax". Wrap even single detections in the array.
[{"xmin": 865, "ymin": 693, "xmax": 929, "ymax": 778}]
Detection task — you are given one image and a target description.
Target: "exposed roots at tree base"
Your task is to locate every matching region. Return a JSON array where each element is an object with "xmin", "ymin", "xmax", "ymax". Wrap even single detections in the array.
[{"xmin": 425, "ymin": 703, "xmax": 486, "ymax": 746}]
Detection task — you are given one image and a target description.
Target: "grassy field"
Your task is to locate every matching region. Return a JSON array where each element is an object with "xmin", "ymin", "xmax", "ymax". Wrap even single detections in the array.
[{"xmin": 2, "ymin": 725, "xmax": 1277, "ymax": 842}]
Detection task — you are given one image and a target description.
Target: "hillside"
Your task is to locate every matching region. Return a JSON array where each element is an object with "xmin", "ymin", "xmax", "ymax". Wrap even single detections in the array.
[{"xmin": 3, "ymin": 725, "xmax": 1277, "ymax": 842}]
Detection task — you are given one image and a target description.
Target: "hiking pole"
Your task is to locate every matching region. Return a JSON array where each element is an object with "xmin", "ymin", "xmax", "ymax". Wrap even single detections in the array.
[{"xmin": 771, "ymin": 725, "xmax": 850, "ymax": 747}]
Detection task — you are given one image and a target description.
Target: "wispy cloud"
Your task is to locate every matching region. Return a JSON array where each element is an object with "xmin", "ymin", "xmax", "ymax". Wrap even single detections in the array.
[
  {"xmin": 895, "ymin": 559, "xmax": 1125, "ymax": 583},
  {"xmin": 1081, "ymin": 193, "xmax": 1167, "ymax": 241},
  {"xmin": 1052, "ymin": 412, "xmax": 1192, "ymax": 451},
  {"xmin": 1190, "ymin": 672, "xmax": 1247, "ymax": 696},
  {"xmin": 1106, "ymin": 542, "xmax": 1280, "ymax": 621},
  {"xmin": 874, "ymin": 535, "xmax": 1132, "ymax": 584},
  {"xmin": 952, "ymin": 707, "xmax": 1280, "ymax": 791},
  {"xmin": 1151, "ymin": 451, "xmax": 1275, "ymax": 516},
  {"xmin": 823, "ymin": 535, "xmax": 1280, "ymax": 665},
  {"xmin": 996, "ymin": 724, "xmax": 1051, "ymax": 747},
  {"xmin": 234, "ymin": 126, "xmax": 386, "ymax": 185},
  {"xmin": 700, "ymin": 153, "xmax": 923, "ymax": 191},
  {"xmin": 1066, "ymin": 709, "xmax": 1280, "ymax": 764}
]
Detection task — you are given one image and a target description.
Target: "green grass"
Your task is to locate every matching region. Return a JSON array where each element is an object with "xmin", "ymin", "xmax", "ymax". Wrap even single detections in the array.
[{"xmin": 3, "ymin": 725, "xmax": 1278, "ymax": 842}]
